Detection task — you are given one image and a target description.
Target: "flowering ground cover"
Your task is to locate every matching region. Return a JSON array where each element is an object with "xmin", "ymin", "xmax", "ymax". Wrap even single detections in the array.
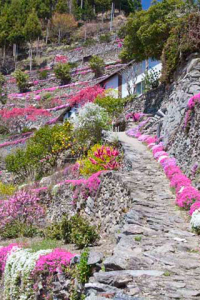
[
  {"xmin": 127, "ymin": 115, "xmax": 200, "ymax": 233},
  {"xmin": 0, "ymin": 243, "xmax": 77, "ymax": 299}
]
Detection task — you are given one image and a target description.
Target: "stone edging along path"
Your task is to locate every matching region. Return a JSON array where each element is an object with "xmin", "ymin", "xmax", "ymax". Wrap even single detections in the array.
[{"xmin": 85, "ymin": 132, "xmax": 200, "ymax": 300}]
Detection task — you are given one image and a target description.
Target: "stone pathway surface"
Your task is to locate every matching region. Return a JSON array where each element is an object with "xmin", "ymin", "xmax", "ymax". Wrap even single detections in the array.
[{"xmin": 86, "ymin": 132, "xmax": 200, "ymax": 300}]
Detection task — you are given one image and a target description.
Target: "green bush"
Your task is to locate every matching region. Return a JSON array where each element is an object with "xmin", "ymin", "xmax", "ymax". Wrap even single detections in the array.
[
  {"xmin": 70, "ymin": 215, "xmax": 99, "ymax": 248},
  {"xmin": 142, "ymin": 68, "xmax": 160, "ymax": 92},
  {"xmin": 54, "ymin": 63, "xmax": 71, "ymax": 85},
  {"xmin": 0, "ymin": 182, "xmax": 16, "ymax": 197},
  {"xmin": 13, "ymin": 69, "xmax": 29, "ymax": 92},
  {"xmin": 161, "ymin": 13, "xmax": 197, "ymax": 83},
  {"xmin": 94, "ymin": 93, "xmax": 126, "ymax": 117},
  {"xmin": 83, "ymin": 38, "xmax": 96, "ymax": 47},
  {"xmin": 72, "ymin": 102, "xmax": 110, "ymax": 145},
  {"xmin": 0, "ymin": 73, "xmax": 5, "ymax": 86},
  {"xmin": 99, "ymin": 33, "xmax": 111, "ymax": 43},
  {"xmin": 0, "ymin": 221, "xmax": 40, "ymax": 239},
  {"xmin": 46, "ymin": 215, "xmax": 99, "ymax": 249},
  {"xmin": 76, "ymin": 249, "xmax": 92, "ymax": 284},
  {"xmin": 6, "ymin": 122, "xmax": 73, "ymax": 179},
  {"xmin": 89, "ymin": 55, "xmax": 105, "ymax": 77},
  {"xmin": 38, "ymin": 70, "xmax": 48, "ymax": 80}
]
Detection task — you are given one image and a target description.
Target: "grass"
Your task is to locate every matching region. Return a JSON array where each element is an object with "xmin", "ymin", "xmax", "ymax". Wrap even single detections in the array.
[
  {"xmin": 135, "ymin": 236, "xmax": 142, "ymax": 242},
  {"xmin": 163, "ymin": 271, "xmax": 171, "ymax": 276},
  {"xmin": 28, "ymin": 239, "xmax": 63, "ymax": 252}
]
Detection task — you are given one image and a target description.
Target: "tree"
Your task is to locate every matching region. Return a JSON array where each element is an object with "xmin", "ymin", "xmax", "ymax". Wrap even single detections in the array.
[
  {"xmin": 51, "ymin": 13, "xmax": 77, "ymax": 44},
  {"xmin": 120, "ymin": 0, "xmax": 185, "ymax": 62},
  {"xmin": 24, "ymin": 9, "xmax": 42, "ymax": 71},
  {"xmin": 122, "ymin": 0, "xmax": 142, "ymax": 14},
  {"xmin": 55, "ymin": 0, "xmax": 69, "ymax": 13}
]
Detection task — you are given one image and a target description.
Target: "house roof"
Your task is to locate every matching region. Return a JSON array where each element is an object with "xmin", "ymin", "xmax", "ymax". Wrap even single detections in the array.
[{"xmin": 97, "ymin": 60, "xmax": 135, "ymax": 85}]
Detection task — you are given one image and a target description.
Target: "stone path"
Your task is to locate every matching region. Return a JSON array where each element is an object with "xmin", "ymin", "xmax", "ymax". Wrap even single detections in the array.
[{"xmin": 86, "ymin": 132, "xmax": 200, "ymax": 300}]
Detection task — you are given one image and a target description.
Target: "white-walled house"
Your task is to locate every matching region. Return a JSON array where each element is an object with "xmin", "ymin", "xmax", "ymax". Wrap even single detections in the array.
[{"xmin": 99, "ymin": 59, "xmax": 162, "ymax": 98}]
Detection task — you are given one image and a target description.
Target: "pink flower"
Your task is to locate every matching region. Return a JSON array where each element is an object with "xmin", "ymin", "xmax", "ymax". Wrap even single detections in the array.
[
  {"xmin": 0, "ymin": 244, "xmax": 20, "ymax": 275},
  {"xmin": 190, "ymin": 202, "xmax": 200, "ymax": 215},
  {"xmin": 33, "ymin": 249, "xmax": 75, "ymax": 274},
  {"xmin": 176, "ymin": 186, "xmax": 200, "ymax": 209}
]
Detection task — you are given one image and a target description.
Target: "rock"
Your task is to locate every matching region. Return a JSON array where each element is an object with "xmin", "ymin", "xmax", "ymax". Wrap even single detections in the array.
[
  {"xmin": 94, "ymin": 271, "xmax": 133, "ymax": 287},
  {"xmin": 122, "ymin": 224, "xmax": 144, "ymax": 235},
  {"xmin": 88, "ymin": 251, "xmax": 104, "ymax": 265},
  {"xmin": 85, "ymin": 282, "xmax": 120, "ymax": 293}
]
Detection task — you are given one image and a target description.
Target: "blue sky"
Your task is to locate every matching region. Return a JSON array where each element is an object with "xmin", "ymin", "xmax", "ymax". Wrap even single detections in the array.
[
  {"xmin": 142, "ymin": 0, "xmax": 152, "ymax": 9},
  {"xmin": 142, "ymin": 0, "xmax": 161, "ymax": 10}
]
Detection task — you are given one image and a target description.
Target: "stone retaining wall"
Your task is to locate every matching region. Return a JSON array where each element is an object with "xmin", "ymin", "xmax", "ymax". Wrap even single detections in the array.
[{"xmin": 47, "ymin": 172, "xmax": 132, "ymax": 233}]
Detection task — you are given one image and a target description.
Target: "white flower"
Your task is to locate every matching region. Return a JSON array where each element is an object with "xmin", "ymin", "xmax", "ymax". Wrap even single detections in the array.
[
  {"xmin": 4, "ymin": 248, "xmax": 51, "ymax": 300},
  {"xmin": 158, "ymin": 155, "xmax": 168, "ymax": 163},
  {"xmin": 190, "ymin": 208, "xmax": 200, "ymax": 229},
  {"xmin": 71, "ymin": 102, "xmax": 109, "ymax": 130}
]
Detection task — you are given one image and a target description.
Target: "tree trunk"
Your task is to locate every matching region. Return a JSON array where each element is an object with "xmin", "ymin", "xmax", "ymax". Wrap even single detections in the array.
[
  {"xmin": 110, "ymin": 2, "xmax": 114, "ymax": 31},
  {"xmin": 69, "ymin": 0, "xmax": 72, "ymax": 13},
  {"xmin": 84, "ymin": 23, "xmax": 87, "ymax": 41},
  {"xmin": 13, "ymin": 44, "xmax": 17, "ymax": 70},
  {"xmin": 36, "ymin": 37, "xmax": 40, "ymax": 57},
  {"xmin": 58, "ymin": 29, "xmax": 61, "ymax": 44},
  {"xmin": 81, "ymin": 0, "xmax": 83, "ymax": 9},
  {"xmin": 2, "ymin": 45, "xmax": 6, "ymax": 64},
  {"xmin": 29, "ymin": 43, "xmax": 33, "ymax": 72},
  {"xmin": 46, "ymin": 20, "xmax": 50, "ymax": 44}
]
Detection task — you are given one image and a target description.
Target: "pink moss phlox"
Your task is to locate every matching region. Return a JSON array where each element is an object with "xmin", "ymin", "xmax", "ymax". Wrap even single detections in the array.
[
  {"xmin": 59, "ymin": 171, "xmax": 103, "ymax": 199},
  {"xmin": 154, "ymin": 151, "xmax": 168, "ymax": 159},
  {"xmin": 126, "ymin": 112, "xmax": 143, "ymax": 122},
  {"xmin": 0, "ymin": 244, "xmax": 20, "ymax": 275},
  {"xmin": 164, "ymin": 165, "xmax": 182, "ymax": 179},
  {"xmin": 176, "ymin": 186, "xmax": 200, "ymax": 209},
  {"xmin": 147, "ymin": 143, "xmax": 155, "ymax": 149},
  {"xmin": 0, "ymin": 107, "xmax": 51, "ymax": 120},
  {"xmin": 33, "ymin": 249, "xmax": 75, "ymax": 274},
  {"xmin": 55, "ymin": 55, "xmax": 68, "ymax": 64},
  {"xmin": 0, "ymin": 137, "xmax": 29, "ymax": 149},
  {"xmin": 145, "ymin": 136, "xmax": 157, "ymax": 145},
  {"xmin": 0, "ymin": 191, "xmax": 45, "ymax": 229},
  {"xmin": 161, "ymin": 157, "xmax": 176, "ymax": 168},
  {"xmin": 138, "ymin": 134, "xmax": 150, "ymax": 142},
  {"xmin": 170, "ymin": 174, "xmax": 191, "ymax": 191},
  {"xmin": 152, "ymin": 146, "xmax": 164, "ymax": 155},
  {"xmin": 158, "ymin": 156, "xmax": 169, "ymax": 163},
  {"xmin": 189, "ymin": 202, "xmax": 200, "ymax": 215}
]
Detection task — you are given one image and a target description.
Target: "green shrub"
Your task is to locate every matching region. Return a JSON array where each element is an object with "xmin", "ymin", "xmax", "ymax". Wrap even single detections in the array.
[
  {"xmin": 0, "ymin": 73, "xmax": 5, "ymax": 86},
  {"xmin": 0, "ymin": 182, "xmax": 16, "ymax": 196},
  {"xmin": 13, "ymin": 69, "xmax": 29, "ymax": 92},
  {"xmin": 77, "ymin": 249, "xmax": 92, "ymax": 284},
  {"xmin": 83, "ymin": 38, "xmax": 96, "ymax": 47},
  {"xmin": 70, "ymin": 215, "xmax": 99, "ymax": 248},
  {"xmin": 38, "ymin": 69, "xmax": 48, "ymax": 80},
  {"xmin": 94, "ymin": 93, "xmax": 126, "ymax": 117},
  {"xmin": 6, "ymin": 122, "xmax": 74, "ymax": 179},
  {"xmin": 45, "ymin": 215, "xmax": 99, "ymax": 249},
  {"xmin": 89, "ymin": 55, "xmax": 105, "ymax": 77},
  {"xmin": 54, "ymin": 63, "xmax": 71, "ymax": 85},
  {"xmin": 0, "ymin": 221, "xmax": 40, "ymax": 239},
  {"xmin": 72, "ymin": 102, "xmax": 110, "ymax": 145},
  {"xmin": 142, "ymin": 68, "xmax": 160, "ymax": 92},
  {"xmin": 99, "ymin": 33, "xmax": 111, "ymax": 43}
]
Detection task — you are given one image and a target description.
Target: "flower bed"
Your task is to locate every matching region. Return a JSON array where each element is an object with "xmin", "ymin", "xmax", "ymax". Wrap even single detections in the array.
[
  {"xmin": 0, "ymin": 244, "xmax": 76, "ymax": 299},
  {"xmin": 127, "ymin": 119, "xmax": 200, "ymax": 233}
]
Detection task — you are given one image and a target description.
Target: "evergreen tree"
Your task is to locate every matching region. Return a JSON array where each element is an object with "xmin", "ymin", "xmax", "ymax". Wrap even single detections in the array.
[
  {"xmin": 24, "ymin": 9, "xmax": 42, "ymax": 70},
  {"xmin": 55, "ymin": 0, "xmax": 69, "ymax": 13}
]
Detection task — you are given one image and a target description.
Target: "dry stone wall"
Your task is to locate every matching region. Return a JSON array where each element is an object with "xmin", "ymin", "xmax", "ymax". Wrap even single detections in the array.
[{"xmin": 46, "ymin": 172, "xmax": 132, "ymax": 233}]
